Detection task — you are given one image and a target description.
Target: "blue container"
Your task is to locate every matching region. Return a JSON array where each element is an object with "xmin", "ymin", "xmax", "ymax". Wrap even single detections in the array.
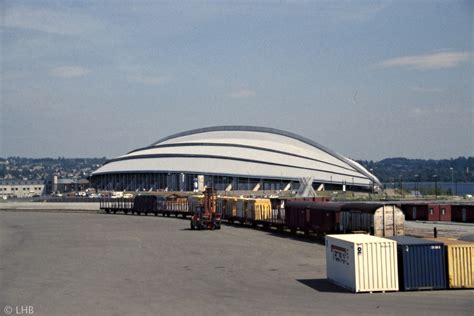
[{"xmin": 387, "ymin": 236, "xmax": 447, "ymax": 290}]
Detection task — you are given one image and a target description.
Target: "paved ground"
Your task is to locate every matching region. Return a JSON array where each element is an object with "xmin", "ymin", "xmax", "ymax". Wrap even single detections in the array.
[
  {"xmin": 0, "ymin": 202, "xmax": 100, "ymax": 212},
  {"xmin": 1, "ymin": 211, "xmax": 473, "ymax": 316},
  {"xmin": 405, "ymin": 220, "xmax": 474, "ymax": 239}
]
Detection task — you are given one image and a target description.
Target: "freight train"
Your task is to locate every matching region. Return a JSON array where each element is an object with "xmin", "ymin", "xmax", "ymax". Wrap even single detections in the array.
[
  {"xmin": 100, "ymin": 194, "xmax": 405, "ymax": 237},
  {"xmin": 285, "ymin": 201, "xmax": 405, "ymax": 237}
]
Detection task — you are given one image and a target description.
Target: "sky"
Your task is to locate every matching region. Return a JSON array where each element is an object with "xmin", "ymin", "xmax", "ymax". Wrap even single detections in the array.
[{"xmin": 1, "ymin": 1, "xmax": 472, "ymax": 161}]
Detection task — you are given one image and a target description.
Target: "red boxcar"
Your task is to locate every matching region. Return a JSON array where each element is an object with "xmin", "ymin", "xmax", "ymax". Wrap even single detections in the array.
[
  {"xmin": 285, "ymin": 202, "xmax": 343, "ymax": 235},
  {"xmin": 451, "ymin": 204, "xmax": 474, "ymax": 223},
  {"xmin": 427, "ymin": 204, "xmax": 452, "ymax": 221},
  {"xmin": 401, "ymin": 203, "xmax": 430, "ymax": 221}
]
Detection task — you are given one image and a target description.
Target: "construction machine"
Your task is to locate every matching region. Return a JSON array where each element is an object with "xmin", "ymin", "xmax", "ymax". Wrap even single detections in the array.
[{"xmin": 190, "ymin": 188, "xmax": 221, "ymax": 230}]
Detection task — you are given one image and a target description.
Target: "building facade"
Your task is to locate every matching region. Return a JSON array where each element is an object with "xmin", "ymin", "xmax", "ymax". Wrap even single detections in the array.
[
  {"xmin": 0, "ymin": 180, "xmax": 45, "ymax": 198},
  {"xmin": 90, "ymin": 126, "xmax": 381, "ymax": 192}
]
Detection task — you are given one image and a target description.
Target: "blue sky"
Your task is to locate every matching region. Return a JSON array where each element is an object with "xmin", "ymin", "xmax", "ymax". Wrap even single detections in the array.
[{"xmin": 1, "ymin": 1, "xmax": 472, "ymax": 160}]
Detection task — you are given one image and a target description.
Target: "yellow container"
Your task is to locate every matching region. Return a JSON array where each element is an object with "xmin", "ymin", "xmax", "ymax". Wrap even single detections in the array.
[
  {"xmin": 426, "ymin": 238, "xmax": 474, "ymax": 289},
  {"xmin": 248, "ymin": 199, "xmax": 272, "ymax": 221}
]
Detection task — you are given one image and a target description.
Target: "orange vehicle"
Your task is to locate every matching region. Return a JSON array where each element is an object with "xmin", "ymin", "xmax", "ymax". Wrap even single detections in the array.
[{"xmin": 190, "ymin": 188, "xmax": 221, "ymax": 230}]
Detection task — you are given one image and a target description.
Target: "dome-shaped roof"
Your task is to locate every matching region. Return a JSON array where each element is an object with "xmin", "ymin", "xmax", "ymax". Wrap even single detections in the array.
[{"xmin": 92, "ymin": 126, "xmax": 380, "ymax": 187}]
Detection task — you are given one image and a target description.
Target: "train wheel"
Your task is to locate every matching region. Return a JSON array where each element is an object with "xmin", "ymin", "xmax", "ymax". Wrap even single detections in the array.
[
  {"xmin": 154, "ymin": 212, "xmax": 158, "ymax": 216},
  {"xmin": 124, "ymin": 211, "xmax": 128, "ymax": 215},
  {"xmin": 105, "ymin": 209, "xmax": 110, "ymax": 214}
]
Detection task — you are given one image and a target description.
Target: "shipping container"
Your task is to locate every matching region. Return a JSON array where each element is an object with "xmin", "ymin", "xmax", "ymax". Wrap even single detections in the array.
[
  {"xmin": 387, "ymin": 236, "xmax": 446, "ymax": 290},
  {"xmin": 326, "ymin": 234, "xmax": 399, "ymax": 293},
  {"xmin": 340, "ymin": 203, "xmax": 405, "ymax": 237},
  {"xmin": 425, "ymin": 238, "xmax": 474, "ymax": 289}
]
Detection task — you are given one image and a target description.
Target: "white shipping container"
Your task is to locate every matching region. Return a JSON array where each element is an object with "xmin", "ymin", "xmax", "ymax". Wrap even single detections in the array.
[{"xmin": 325, "ymin": 234, "xmax": 399, "ymax": 293}]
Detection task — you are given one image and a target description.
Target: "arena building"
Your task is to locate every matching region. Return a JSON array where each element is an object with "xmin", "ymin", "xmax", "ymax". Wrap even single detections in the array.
[{"xmin": 90, "ymin": 126, "xmax": 380, "ymax": 192}]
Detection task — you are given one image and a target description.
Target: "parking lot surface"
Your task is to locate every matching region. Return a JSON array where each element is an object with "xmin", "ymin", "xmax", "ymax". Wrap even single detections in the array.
[{"xmin": 1, "ymin": 211, "xmax": 473, "ymax": 316}]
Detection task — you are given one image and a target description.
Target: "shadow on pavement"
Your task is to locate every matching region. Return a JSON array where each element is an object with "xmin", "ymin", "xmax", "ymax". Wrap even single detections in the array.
[{"xmin": 297, "ymin": 278, "xmax": 351, "ymax": 293}]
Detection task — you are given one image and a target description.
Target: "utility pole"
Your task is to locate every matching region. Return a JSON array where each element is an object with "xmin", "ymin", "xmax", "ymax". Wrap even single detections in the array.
[
  {"xmin": 414, "ymin": 174, "xmax": 419, "ymax": 198},
  {"xmin": 450, "ymin": 167, "xmax": 454, "ymax": 196}
]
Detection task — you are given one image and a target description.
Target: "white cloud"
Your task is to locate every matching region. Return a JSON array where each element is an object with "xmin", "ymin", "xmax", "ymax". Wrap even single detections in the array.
[
  {"xmin": 49, "ymin": 66, "xmax": 91, "ymax": 78},
  {"xmin": 377, "ymin": 51, "xmax": 472, "ymax": 70},
  {"xmin": 229, "ymin": 89, "xmax": 256, "ymax": 99},
  {"xmin": 3, "ymin": 6, "xmax": 101, "ymax": 35},
  {"xmin": 128, "ymin": 74, "xmax": 169, "ymax": 86}
]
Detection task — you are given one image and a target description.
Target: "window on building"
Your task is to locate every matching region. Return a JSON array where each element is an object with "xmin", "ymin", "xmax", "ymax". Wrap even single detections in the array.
[
  {"xmin": 441, "ymin": 208, "xmax": 445, "ymax": 215},
  {"xmin": 429, "ymin": 208, "xmax": 433, "ymax": 215}
]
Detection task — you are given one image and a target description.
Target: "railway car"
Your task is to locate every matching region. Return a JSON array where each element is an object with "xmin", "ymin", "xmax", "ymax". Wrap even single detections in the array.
[
  {"xmin": 285, "ymin": 201, "xmax": 404, "ymax": 237},
  {"xmin": 451, "ymin": 203, "xmax": 474, "ymax": 223},
  {"xmin": 217, "ymin": 196, "xmax": 238, "ymax": 222},
  {"xmin": 400, "ymin": 203, "xmax": 429, "ymax": 221},
  {"xmin": 100, "ymin": 197, "xmax": 134, "ymax": 214},
  {"xmin": 268, "ymin": 198, "xmax": 286, "ymax": 228},
  {"xmin": 285, "ymin": 201, "xmax": 343, "ymax": 235},
  {"xmin": 235, "ymin": 198, "xmax": 249, "ymax": 223},
  {"xmin": 248, "ymin": 198, "xmax": 272, "ymax": 226},
  {"xmin": 340, "ymin": 203, "xmax": 404, "ymax": 237},
  {"xmin": 234, "ymin": 197, "xmax": 272, "ymax": 227},
  {"xmin": 132, "ymin": 195, "xmax": 166, "ymax": 215},
  {"xmin": 164, "ymin": 193, "xmax": 190, "ymax": 217},
  {"xmin": 188, "ymin": 195, "xmax": 204, "ymax": 215}
]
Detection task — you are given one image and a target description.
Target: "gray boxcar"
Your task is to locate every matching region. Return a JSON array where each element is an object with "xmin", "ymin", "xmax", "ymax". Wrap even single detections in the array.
[{"xmin": 339, "ymin": 203, "xmax": 404, "ymax": 237}]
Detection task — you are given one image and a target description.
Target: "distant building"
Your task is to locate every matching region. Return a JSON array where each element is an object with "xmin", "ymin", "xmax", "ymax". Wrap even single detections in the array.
[
  {"xmin": 91, "ymin": 126, "xmax": 381, "ymax": 193},
  {"xmin": 45, "ymin": 176, "xmax": 90, "ymax": 194},
  {"xmin": 0, "ymin": 180, "xmax": 45, "ymax": 198}
]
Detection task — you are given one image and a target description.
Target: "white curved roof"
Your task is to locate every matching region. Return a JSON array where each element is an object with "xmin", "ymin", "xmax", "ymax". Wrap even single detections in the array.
[{"xmin": 92, "ymin": 126, "xmax": 380, "ymax": 187}]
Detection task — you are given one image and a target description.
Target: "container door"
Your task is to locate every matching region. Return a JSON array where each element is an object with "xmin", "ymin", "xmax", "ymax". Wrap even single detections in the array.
[
  {"xmin": 355, "ymin": 241, "xmax": 399, "ymax": 292},
  {"xmin": 412, "ymin": 206, "xmax": 417, "ymax": 220},
  {"xmin": 462, "ymin": 208, "xmax": 467, "ymax": 222}
]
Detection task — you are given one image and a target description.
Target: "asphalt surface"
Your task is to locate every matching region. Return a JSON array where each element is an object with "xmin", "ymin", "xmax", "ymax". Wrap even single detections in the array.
[
  {"xmin": 1, "ymin": 211, "xmax": 473, "ymax": 316},
  {"xmin": 0, "ymin": 202, "xmax": 100, "ymax": 212},
  {"xmin": 405, "ymin": 220, "xmax": 474, "ymax": 239}
]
